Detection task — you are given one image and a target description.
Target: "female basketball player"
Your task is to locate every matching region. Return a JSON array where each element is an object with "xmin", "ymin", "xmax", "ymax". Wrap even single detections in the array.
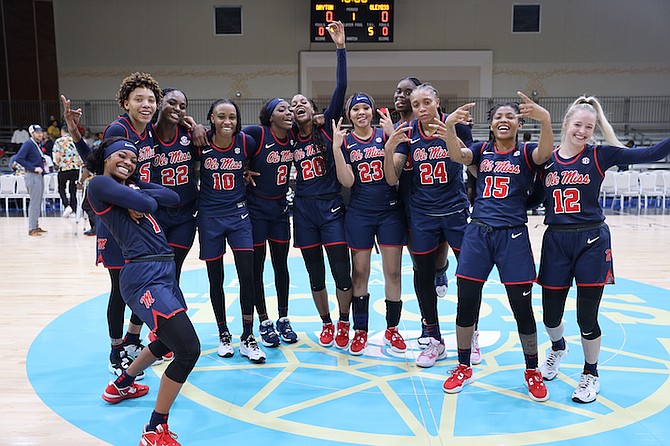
[
  {"xmin": 537, "ymin": 96, "xmax": 670, "ymax": 403},
  {"xmin": 89, "ymin": 137, "xmax": 200, "ymax": 446},
  {"xmin": 152, "ymin": 88, "xmax": 198, "ymax": 283},
  {"xmin": 290, "ymin": 21, "xmax": 353, "ymax": 350},
  {"xmin": 198, "ymin": 98, "xmax": 265, "ymax": 364},
  {"xmin": 439, "ymin": 92, "xmax": 553, "ymax": 402},
  {"xmin": 242, "ymin": 98, "xmax": 298, "ymax": 348},
  {"xmin": 383, "ymin": 84, "xmax": 470, "ymax": 368},
  {"xmin": 331, "ymin": 92, "xmax": 407, "ymax": 355},
  {"xmin": 389, "ymin": 77, "xmax": 481, "ymax": 361},
  {"xmin": 61, "ymin": 72, "xmax": 164, "ymax": 379}
]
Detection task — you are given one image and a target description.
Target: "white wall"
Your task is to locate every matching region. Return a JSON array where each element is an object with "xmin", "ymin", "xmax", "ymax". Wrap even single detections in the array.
[{"xmin": 52, "ymin": 0, "xmax": 670, "ymax": 100}]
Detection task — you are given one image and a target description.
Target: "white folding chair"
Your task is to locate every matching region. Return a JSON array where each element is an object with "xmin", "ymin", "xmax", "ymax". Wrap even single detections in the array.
[
  {"xmin": 0, "ymin": 175, "xmax": 17, "ymax": 214},
  {"xmin": 15, "ymin": 175, "xmax": 29, "ymax": 214},
  {"xmin": 662, "ymin": 171, "xmax": 670, "ymax": 209},
  {"xmin": 600, "ymin": 170, "xmax": 616, "ymax": 207},
  {"xmin": 42, "ymin": 173, "xmax": 61, "ymax": 212},
  {"xmin": 638, "ymin": 171, "xmax": 664, "ymax": 208},
  {"xmin": 612, "ymin": 171, "xmax": 641, "ymax": 210}
]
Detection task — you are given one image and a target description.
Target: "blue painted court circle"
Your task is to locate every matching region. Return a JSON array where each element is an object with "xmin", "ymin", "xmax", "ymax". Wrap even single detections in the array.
[{"xmin": 27, "ymin": 255, "xmax": 670, "ymax": 445}]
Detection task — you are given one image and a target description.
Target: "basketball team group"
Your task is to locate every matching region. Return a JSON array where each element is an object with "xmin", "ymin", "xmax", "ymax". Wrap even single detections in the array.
[{"xmin": 54, "ymin": 21, "xmax": 670, "ymax": 446}]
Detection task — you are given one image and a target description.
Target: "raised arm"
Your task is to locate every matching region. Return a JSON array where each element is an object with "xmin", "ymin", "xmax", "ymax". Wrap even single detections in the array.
[
  {"xmin": 383, "ymin": 122, "xmax": 410, "ymax": 185},
  {"xmin": 442, "ymin": 104, "xmax": 475, "ymax": 165},
  {"xmin": 516, "ymin": 91, "xmax": 553, "ymax": 165},
  {"xmin": 322, "ymin": 21, "xmax": 347, "ymax": 124},
  {"xmin": 331, "ymin": 118, "xmax": 355, "ymax": 188}
]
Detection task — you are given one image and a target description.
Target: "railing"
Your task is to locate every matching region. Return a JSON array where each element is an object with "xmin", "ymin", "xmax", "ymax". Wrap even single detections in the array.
[{"xmin": 1, "ymin": 96, "xmax": 669, "ymax": 134}]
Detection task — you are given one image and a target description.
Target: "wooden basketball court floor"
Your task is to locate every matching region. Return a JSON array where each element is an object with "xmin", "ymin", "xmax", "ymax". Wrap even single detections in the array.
[{"xmin": 3, "ymin": 208, "xmax": 670, "ymax": 445}]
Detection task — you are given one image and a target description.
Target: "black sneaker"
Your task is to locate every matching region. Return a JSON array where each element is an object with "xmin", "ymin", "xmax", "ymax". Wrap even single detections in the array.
[{"xmin": 109, "ymin": 350, "xmax": 144, "ymax": 380}]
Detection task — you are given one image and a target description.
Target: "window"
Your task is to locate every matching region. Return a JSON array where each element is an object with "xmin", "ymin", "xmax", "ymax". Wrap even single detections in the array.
[
  {"xmin": 512, "ymin": 4, "xmax": 540, "ymax": 33},
  {"xmin": 214, "ymin": 6, "xmax": 242, "ymax": 35}
]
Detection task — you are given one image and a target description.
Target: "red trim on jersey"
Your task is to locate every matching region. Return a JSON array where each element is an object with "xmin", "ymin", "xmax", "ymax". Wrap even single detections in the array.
[
  {"xmin": 168, "ymin": 242, "xmax": 192, "ymax": 250},
  {"xmin": 501, "ymin": 279, "xmax": 536, "ymax": 285},
  {"xmin": 296, "ymin": 242, "xmax": 322, "ymax": 249},
  {"xmin": 267, "ymin": 237, "xmax": 290, "ymax": 244},
  {"xmin": 592, "ymin": 145, "xmax": 606, "ymax": 178},
  {"xmin": 269, "ymin": 127, "xmax": 291, "ymax": 146},
  {"xmin": 555, "ymin": 145, "xmax": 587, "ymax": 166},
  {"xmin": 537, "ymin": 283, "xmax": 571, "ymax": 290},
  {"xmin": 152, "ymin": 308, "xmax": 186, "ymax": 331},
  {"xmin": 155, "ymin": 126, "xmax": 179, "ymax": 147},
  {"xmin": 323, "ymin": 241, "xmax": 347, "ymax": 247},
  {"xmin": 117, "ymin": 115, "xmax": 150, "ymax": 141},
  {"xmin": 455, "ymin": 273, "xmax": 486, "ymax": 283}
]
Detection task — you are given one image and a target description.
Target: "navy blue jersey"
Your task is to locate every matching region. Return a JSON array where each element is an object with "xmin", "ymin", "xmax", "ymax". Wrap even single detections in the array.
[
  {"xmin": 198, "ymin": 131, "xmax": 254, "ymax": 217},
  {"xmin": 292, "ymin": 48, "xmax": 347, "ymax": 198},
  {"xmin": 343, "ymin": 127, "xmax": 398, "ymax": 211},
  {"xmin": 244, "ymin": 125, "xmax": 295, "ymax": 199},
  {"xmin": 293, "ymin": 128, "xmax": 341, "ymax": 197},
  {"xmin": 153, "ymin": 124, "xmax": 198, "ymax": 205},
  {"xmin": 87, "ymin": 176, "xmax": 179, "ymax": 260},
  {"xmin": 542, "ymin": 139, "xmax": 670, "ymax": 225},
  {"xmin": 470, "ymin": 141, "xmax": 539, "ymax": 227},
  {"xmin": 104, "ymin": 114, "xmax": 156, "ymax": 183},
  {"xmin": 395, "ymin": 117, "xmax": 469, "ymax": 215}
]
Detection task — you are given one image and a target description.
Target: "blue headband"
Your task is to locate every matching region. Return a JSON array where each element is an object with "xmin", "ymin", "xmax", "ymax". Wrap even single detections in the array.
[
  {"xmin": 265, "ymin": 98, "xmax": 285, "ymax": 117},
  {"xmin": 103, "ymin": 140, "xmax": 138, "ymax": 160},
  {"xmin": 348, "ymin": 94, "xmax": 372, "ymax": 113}
]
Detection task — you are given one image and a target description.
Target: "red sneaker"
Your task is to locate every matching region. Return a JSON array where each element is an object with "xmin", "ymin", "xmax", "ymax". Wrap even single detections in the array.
[
  {"xmin": 148, "ymin": 331, "xmax": 174, "ymax": 361},
  {"xmin": 334, "ymin": 320, "xmax": 350, "ymax": 349},
  {"xmin": 349, "ymin": 330, "xmax": 367, "ymax": 356},
  {"xmin": 102, "ymin": 381, "xmax": 149, "ymax": 404},
  {"xmin": 525, "ymin": 368, "xmax": 549, "ymax": 402},
  {"xmin": 140, "ymin": 423, "xmax": 180, "ymax": 446},
  {"xmin": 442, "ymin": 364, "xmax": 474, "ymax": 394},
  {"xmin": 384, "ymin": 327, "xmax": 406, "ymax": 353},
  {"xmin": 319, "ymin": 323, "xmax": 335, "ymax": 347}
]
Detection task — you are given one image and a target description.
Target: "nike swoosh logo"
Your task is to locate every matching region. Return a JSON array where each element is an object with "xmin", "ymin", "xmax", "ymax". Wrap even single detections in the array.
[
  {"xmin": 241, "ymin": 213, "xmax": 249, "ymax": 219},
  {"xmin": 265, "ymin": 143, "xmax": 276, "ymax": 149},
  {"xmin": 330, "ymin": 207, "xmax": 341, "ymax": 213},
  {"xmin": 587, "ymin": 236, "xmax": 600, "ymax": 244},
  {"xmin": 511, "ymin": 232, "xmax": 522, "ymax": 239},
  {"xmin": 202, "ymin": 148, "xmax": 213, "ymax": 154},
  {"xmin": 523, "ymin": 290, "xmax": 531, "ymax": 296},
  {"xmin": 544, "ymin": 162, "xmax": 554, "ymax": 170},
  {"xmin": 347, "ymin": 143, "xmax": 357, "ymax": 149},
  {"xmin": 410, "ymin": 138, "xmax": 421, "ymax": 144},
  {"xmin": 482, "ymin": 150, "xmax": 493, "ymax": 155}
]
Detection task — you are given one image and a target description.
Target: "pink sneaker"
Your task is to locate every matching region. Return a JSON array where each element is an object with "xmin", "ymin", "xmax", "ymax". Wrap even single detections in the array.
[{"xmin": 415, "ymin": 337, "xmax": 446, "ymax": 368}]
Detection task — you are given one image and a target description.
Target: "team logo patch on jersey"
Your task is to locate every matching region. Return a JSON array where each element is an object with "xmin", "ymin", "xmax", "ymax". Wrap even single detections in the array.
[
  {"xmin": 514, "ymin": 151, "xmax": 520, "ymax": 157},
  {"xmin": 139, "ymin": 290, "xmax": 155, "ymax": 309},
  {"xmin": 582, "ymin": 157, "xmax": 591, "ymax": 164},
  {"xmin": 235, "ymin": 147, "xmax": 241, "ymax": 154},
  {"xmin": 376, "ymin": 137, "xmax": 382, "ymax": 143},
  {"xmin": 180, "ymin": 136, "xmax": 191, "ymax": 146}
]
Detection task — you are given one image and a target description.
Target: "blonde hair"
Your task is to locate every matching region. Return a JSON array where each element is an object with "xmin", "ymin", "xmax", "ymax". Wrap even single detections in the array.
[{"xmin": 561, "ymin": 96, "xmax": 625, "ymax": 147}]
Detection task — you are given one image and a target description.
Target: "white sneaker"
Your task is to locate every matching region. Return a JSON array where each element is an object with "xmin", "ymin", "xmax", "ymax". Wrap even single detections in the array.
[
  {"xmin": 240, "ymin": 334, "xmax": 266, "ymax": 364},
  {"xmin": 539, "ymin": 346, "xmax": 568, "ymax": 380},
  {"xmin": 62, "ymin": 205, "xmax": 73, "ymax": 217},
  {"xmin": 470, "ymin": 330, "xmax": 482, "ymax": 365},
  {"xmin": 416, "ymin": 337, "xmax": 447, "ymax": 368},
  {"xmin": 217, "ymin": 331, "xmax": 234, "ymax": 358},
  {"xmin": 434, "ymin": 269, "xmax": 448, "ymax": 298},
  {"xmin": 572, "ymin": 373, "xmax": 600, "ymax": 403}
]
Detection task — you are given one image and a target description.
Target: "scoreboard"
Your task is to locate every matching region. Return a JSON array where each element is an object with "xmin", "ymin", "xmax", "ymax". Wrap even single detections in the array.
[{"xmin": 310, "ymin": 0, "xmax": 394, "ymax": 43}]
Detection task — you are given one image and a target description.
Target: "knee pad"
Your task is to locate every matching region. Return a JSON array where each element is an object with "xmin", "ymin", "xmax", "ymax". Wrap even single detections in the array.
[
  {"xmin": 577, "ymin": 317, "xmax": 601, "ymax": 340},
  {"xmin": 164, "ymin": 338, "xmax": 201, "ymax": 384}
]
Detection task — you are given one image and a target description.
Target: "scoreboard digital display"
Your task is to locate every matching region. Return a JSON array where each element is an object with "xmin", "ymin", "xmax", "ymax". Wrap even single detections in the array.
[{"xmin": 311, "ymin": 0, "xmax": 394, "ymax": 43}]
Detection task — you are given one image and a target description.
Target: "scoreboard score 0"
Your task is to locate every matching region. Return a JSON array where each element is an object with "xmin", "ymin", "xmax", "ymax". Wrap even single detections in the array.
[{"xmin": 311, "ymin": 0, "xmax": 394, "ymax": 43}]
